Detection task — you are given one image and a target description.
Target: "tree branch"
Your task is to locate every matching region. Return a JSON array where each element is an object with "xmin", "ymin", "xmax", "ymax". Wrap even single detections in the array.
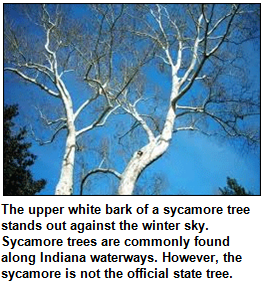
[
  {"xmin": 172, "ymin": 5, "xmax": 240, "ymax": 111},
  {"xmin": 76, "ymin": 104, "xmax": 120, "ymax": 137},
  {"xmin": 80, "ymin": 167, "xmax": 121, "ymax": 195},
  {"xmin": 30, "ymin": 124, "xmax": 66, "ymax": 145},
  {"xmin": 35, "ymin": 106, "xmax": 66, "ymax": 126},
  {"xmin": 120, "ymin": 98, "xmax": 155, "ymax": 142},
  {"xmin": 4, "ymin": 67, "xmax": 59, "ymax": 98},
  {"xmin": 74, "ymin": 93, "xmax": 100, "ymax": 122}
]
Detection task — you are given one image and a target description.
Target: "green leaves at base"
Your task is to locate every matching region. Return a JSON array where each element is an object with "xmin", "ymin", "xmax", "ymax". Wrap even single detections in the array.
[
  {"xmin": 219, "ymin": 177, "xmax": 252, "ymax": 195},
  {"xmin": 4, "ymin": 104, "xmax": 46, "ymax": 195}
]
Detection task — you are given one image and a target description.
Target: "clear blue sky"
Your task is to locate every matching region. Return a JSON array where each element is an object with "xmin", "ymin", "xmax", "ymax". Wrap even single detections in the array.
[{"xmin": 4, "ymin": 4, "xmax": 260, "ymax": 195}]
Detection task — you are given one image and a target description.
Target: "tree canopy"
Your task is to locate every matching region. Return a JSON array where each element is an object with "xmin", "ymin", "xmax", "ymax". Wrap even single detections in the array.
[
  {"xmin": 219, "ymin": 177, "xmax": 252, "ymax": 196},
  {"xmin": 4, "ymin": 104, "xmax": 46, "ymax": 195}
]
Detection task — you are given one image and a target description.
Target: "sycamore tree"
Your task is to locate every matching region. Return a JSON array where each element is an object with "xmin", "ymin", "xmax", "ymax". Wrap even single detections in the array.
[
  {"xmin": 82, "ymin": 4, "xmax": 260, "ymax": 195},
  {"xmin": 5, "ymin": 4, "xmax": 260, "ymax": 195},
  {"xmin": 4, "ymin": 4, "xmax": 152, "ymax": 195}
]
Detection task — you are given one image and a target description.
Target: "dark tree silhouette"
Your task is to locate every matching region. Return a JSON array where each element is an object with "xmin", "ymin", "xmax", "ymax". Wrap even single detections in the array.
[
  {"xmin": 219, "ymin": 177, "xmax": 252, "ymax": 196},
  {"xmin": 4, "ymin": 104, "xmax": 46, "ymax": 195}
]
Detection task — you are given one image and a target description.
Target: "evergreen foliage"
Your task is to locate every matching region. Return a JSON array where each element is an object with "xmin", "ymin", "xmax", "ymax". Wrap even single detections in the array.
[
  {"xmin": 219, "ymin": 177, "xmax": 252, "ymax": 195},
  {"xmin": 4, "ymin": 104, "xmax": 46, "ymax": 195}
]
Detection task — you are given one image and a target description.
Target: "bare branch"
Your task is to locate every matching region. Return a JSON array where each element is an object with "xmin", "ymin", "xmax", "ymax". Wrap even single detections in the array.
[
  {"xmin": 30, "ymin": 123, "xmax": 66, "ymax": 145},
  {"xmin": 80, "ymin": 167, "xmax": 121, "ymax": 195},
  {"xmin": 207, "ymin": 5, "xmax": 240, "ymax": 56},
  {"xmin": 35, "ymin": 106, "xmax": 66, "ymax": 126},
  {"xmin": 150, "ymin": 5, "xmax": 174, "ymax": 66},
  {"xmin": 74, "ymin": 93, "xmax": 100, "ymax": 122},
  {"xmin": 118, "ymin": 121, "xmax": 141, "ymax": 144},
  {"xmin": 174, "ymin": 125, "xmax": 213, "ymax": 137},
  {"xmin": 4, "ymin": 67, "xmax": 59, "ymax": 97},
  {"xmin": 180, "ymin": 13, "xmax": 203, "ymax": 85},
  {"xmin": 76, "ymin": 104, "xmax": 120, "ymax": 137},
  {"xmin": 120, "ymin": 98, "xmax": 155, "ymax": 142}
]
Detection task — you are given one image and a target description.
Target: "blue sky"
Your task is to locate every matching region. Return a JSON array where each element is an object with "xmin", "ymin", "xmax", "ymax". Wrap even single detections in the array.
[{"xmin": 4, "ymin": 4, "xmax": 260, "ymax": 195}]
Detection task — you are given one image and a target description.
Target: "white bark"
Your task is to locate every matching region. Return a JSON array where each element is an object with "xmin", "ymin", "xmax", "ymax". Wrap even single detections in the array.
[
  {"xmin": 117, "ymin": 5, "xmax": 248, "ymax": 195},
  {"xmin": 55, "ymin": 129, "xmax": 76, "ymax": 195},
  {"xmin": 118, "ymin": 75, "xmax": 179, "ymax": 195},
  {"xmin": 118, "ymin": 139, "xmax": 169, "ymax": 195},
  {"xmin": 54, "ymin": 85, "xmax": 76, "ymax": 195},
  {"xmin": 5, "ymin": 5, "xmax": 125, "ymax": 195},
  {"xmin": 5, "ymin": 4, "xmax": 259, "ymax": 196}
]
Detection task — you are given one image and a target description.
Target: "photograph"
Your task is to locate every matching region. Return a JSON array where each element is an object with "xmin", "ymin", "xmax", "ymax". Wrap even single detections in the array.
[{"xmin": 3, "ymin": 4, "xmax": 260, "ymax": 196}]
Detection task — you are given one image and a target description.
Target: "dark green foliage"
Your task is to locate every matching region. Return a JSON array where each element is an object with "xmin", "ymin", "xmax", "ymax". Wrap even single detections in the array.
[
  {"xmin": 219, "ymin": 177, "xmax": 252, "ymax": 195},
  {"xmin": 4, "ymin": 104, "xmax": 46, "ymax": 195}
]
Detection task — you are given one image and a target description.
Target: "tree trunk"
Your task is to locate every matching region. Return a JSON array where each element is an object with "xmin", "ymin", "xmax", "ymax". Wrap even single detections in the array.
[
  {"xmin": 118, "ymin": 137, "xmax": 171, "ymax": 195},
  {"xmin": 118, "ymin": 75, "xmax": 179, "ymax": 195},
  {"xmin": 55, "ymin": 130, "xmax": 76, "ymax": 195},
  {"xmin": 54, "ymin": 80, "xmax": 77, "ymax": 195}
]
